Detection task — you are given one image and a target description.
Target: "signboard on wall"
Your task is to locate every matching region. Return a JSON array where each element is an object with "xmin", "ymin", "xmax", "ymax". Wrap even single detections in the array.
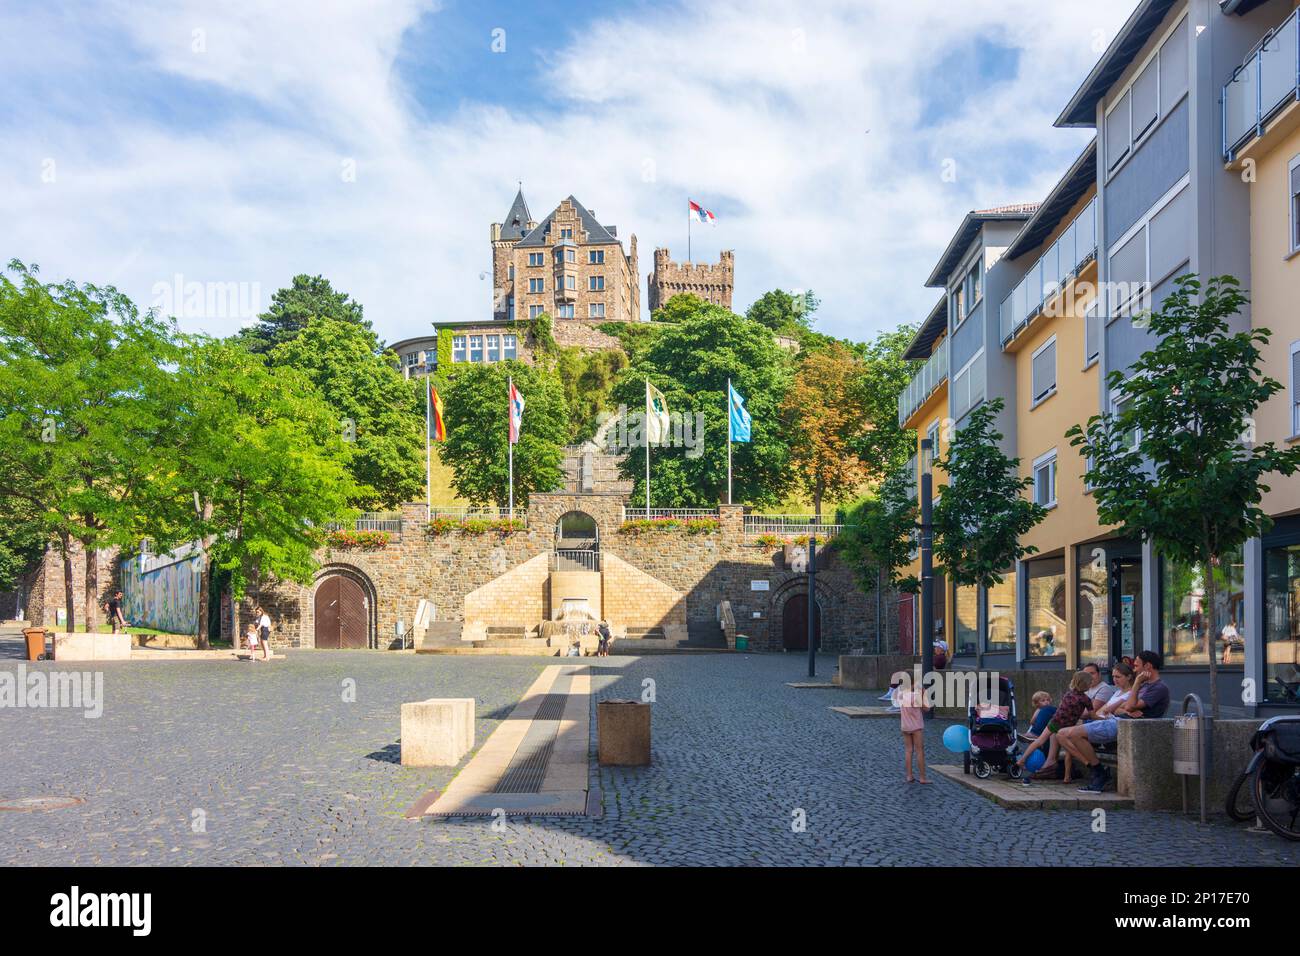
[{"xmin": 751, "ymin": 580, "xmax": 769, "ymax": 591}]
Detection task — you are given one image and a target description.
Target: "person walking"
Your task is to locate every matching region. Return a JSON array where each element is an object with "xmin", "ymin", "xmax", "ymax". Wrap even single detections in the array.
[
  {"xmin": 254, "ymin": 605, "xmax": 272, "ymax": 661},
  {"xmin": 105, "ymin": 590, "xmax": 126, "ymax": 634}
]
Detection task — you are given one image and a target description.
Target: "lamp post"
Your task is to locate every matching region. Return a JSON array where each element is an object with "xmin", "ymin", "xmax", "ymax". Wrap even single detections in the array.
[
  {"xmin": 807, "ymin": 516, "xmax": 817, "ymax": 678},
  {"xmin": 919, "ymin": 438, "xmax": 934, "ymax": 702}
]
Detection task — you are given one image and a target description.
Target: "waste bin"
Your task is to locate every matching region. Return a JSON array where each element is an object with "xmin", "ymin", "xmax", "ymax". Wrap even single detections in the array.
[
  {"xmin": 22, "ymin": 626, "xmax": 47, "ymax": 662},
  {"xmin": 735, "ymin": 635, "xmax": 750, "ymax": 651},
  {"xmin": 597, "ymin": 699, "xmax": 651, "ymax": 766}
]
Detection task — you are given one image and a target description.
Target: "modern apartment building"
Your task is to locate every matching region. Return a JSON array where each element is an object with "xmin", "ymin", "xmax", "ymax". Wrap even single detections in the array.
[{"xmin": 899, "ymin": 0, "xmax": 1300, "ymax": 713}]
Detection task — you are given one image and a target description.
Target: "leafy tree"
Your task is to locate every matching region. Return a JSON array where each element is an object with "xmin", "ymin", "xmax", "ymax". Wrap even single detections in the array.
[
  {"xmin": 439, "ymin": 361, "xmax": 568, "ymax": 507},
  {"xmin": 746, "ymin": 288, "xmax": 819, "ymax": 334},
  {"xmin": 933, "ymin": 398, "xmax": 1046, "ymax": 592},
  {"xmin": 0, "ymin": 260, "xmax": 180, "ymax": 631},
  {"xmin": 268, "ymin": 317, "xmax": 424, "ymax": 508},
  {"xmin": 839, "ymin": 466, "xmax": 920, "ymax": 594},
  {"xmin": 0, "ymin": 513, "xmax": 46, "ymax": 594},
  {"xmin": 153, "ymin": 338, "xmax": 358, "ymax": 644},
  {"xmin": 651, "ymin": 292, "xmax": 709, "ymax": 324},
  {"xmin": 1068, "ymin": 275, "xmax": 1300, "ymax": 715},
  {"xmin": 555, "ymin": 347, "xmax": 627, "ymax": 444},
  {"xmin": 851, "ymin": 325, "xmax": 920, "ymax": 471},
  {"xmin": 236, "ymin": 274, "xmax": 368, "ymax": 354},
  {"xmin": 781, "ymin": 341, "xmax": 871, "ymax": 517},
  {"xmin": 611, "ymin": 309, "xmax": 792, "ymax": 508}
]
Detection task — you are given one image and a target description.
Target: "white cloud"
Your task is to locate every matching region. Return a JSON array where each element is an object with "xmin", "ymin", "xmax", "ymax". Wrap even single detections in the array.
[{"xmin": 0, "ymin": 0, "xmax": 1135, "ymax": 344}]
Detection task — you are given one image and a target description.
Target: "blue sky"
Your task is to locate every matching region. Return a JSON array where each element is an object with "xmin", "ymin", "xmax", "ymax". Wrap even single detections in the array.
[{"xmin": 0, "ymin": 0, "xmax": 1135, "ymax": 344}]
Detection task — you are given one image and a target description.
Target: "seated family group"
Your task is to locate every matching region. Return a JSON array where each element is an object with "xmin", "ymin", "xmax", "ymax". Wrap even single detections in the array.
[{"xmin": 1015, "ymin": 650, "xmax": 1170, "ymax": 793}]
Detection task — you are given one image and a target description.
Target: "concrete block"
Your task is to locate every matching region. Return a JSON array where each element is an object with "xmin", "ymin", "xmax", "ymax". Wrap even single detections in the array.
[
  {"xmin": 1117, "ymin": 717, "xmax": 1263, "ymax": 813},
  {"xmin": 52, "ymin": 631, "xmax": 131, "ymax": 661},
  {"xmin": 598, "ymin": 699, "xmax": 650, "ymax": 766},
  {"xmin": 836, "ymin": 654, "xmax": 920, "ymax": 690},
  {"xmin": 401, "ymin": 697, "xmax": 475, "ymax": 766}
]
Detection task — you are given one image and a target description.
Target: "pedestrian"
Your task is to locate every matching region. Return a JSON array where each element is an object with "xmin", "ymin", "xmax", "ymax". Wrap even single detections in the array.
[
  {"xmin": 244, "ymin": 622, "xmax": 260, "ymax": 659},
  {"xmin": 597, "ymin": 621, "xmax": 612, "ymax": 657},
  {"xmin": 254, "ymin": 605, "xmax": 272, "ymax": 661},
  {"xmin": 892, "ymin": 676, "xmax": 931, "ymax": 784},
  {"xmin": 104, "ymin": 590, "xmax": 126, "ymax": 634}
]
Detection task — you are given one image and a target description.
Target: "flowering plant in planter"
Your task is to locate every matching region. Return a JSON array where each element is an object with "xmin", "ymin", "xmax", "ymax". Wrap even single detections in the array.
[
  {"xmin": 753, "ymin": 533, "xmax": 784, "ymax": 549},
  {"xmin": 326, "ymin": 530, "xmax": 391, "ymax": 550},
  {"xmin": 619, "ymin": 517, "xmax": 682, "ymax": 534},
  {"xmin": 426, "ymin": 517, "xmax": 525, "ymax": 536},
  {"xmin": 683, "ymin": 517, "xmax": 719, "ymax": 535}
]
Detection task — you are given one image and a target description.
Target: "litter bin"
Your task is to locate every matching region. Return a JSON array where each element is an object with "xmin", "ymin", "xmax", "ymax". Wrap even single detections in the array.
[
  {"xmin": 735, "ymin": 635, "xmax": 750, "ymax": 651},
  {"xmin": 22, "ymin": 626, "xmax": 47, "ymax": 662}
]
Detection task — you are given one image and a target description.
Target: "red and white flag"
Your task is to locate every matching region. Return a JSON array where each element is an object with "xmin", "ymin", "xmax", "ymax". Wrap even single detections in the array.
[
  {"xmin": 689, "ymin": 200, "xmax": 717, "ymax": 225},
  {"xmin": 508, "ymin": 379, "xmax": 525, "ymax": 444}
]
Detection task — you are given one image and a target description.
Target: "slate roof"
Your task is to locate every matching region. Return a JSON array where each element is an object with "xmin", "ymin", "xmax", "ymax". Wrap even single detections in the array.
[
  {"xmin": 517, "ymin": 195, "xmax": 621, "ymax": 248},
  {"xmin": 499, "ymin": 189, "xmax": 532, "ymax": 241}
]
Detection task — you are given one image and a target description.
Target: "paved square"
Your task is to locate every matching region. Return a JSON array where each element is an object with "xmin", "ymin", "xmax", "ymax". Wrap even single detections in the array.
[{"xmin": 2, "ymin": 643, "xmax": 1298, "ymax": 866}]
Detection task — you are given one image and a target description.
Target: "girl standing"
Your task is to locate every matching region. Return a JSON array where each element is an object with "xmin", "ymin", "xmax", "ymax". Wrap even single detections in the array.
[{"xmin": 892, "ymin": 676, "xmax": 931, "ymax": 784}]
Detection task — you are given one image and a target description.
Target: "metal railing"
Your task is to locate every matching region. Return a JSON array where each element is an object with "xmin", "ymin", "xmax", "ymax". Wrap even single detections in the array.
[
  {"xmin": 999, "ymin": 195, "xmax": 1097, "ymax": 345},
  {"xmin": 742, "ymin": 514, "xmax": 847, "ymax": 539},
  {"xmin": 621, "ymin": 507, "xmax": 720, "ymax": 522},
  {"xmin": 551, "ymin": 549, "xmax": 601, "ymax": 572},
  {"xmin": 1224, "ymin": 7, "xmax": 1300, "ymax": 161},
  {"xmin": 428, "ymin": 506, "xmax": 528, "ymax": 525},
  {"xmin": 324, "ymin": 513, "xmax": 403, "ymax": 535},
  {"xmin": 897, "ymin": 336, "xmax": 948, "ymax": 427}
]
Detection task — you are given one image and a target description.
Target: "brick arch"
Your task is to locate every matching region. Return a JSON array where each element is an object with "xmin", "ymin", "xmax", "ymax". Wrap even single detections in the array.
[
  {"xmin": 305, "ymin": 564, "xmax": 379, "ymax": 649},
  {"xmin": 770, "ymin": 577, "xmax": 840, "ymax": 652}
]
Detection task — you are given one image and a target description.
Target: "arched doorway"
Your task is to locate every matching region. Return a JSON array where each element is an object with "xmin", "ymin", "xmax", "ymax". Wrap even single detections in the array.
[
  {"xmin": 782, "ymin": 593, "xmax": 822, "ymax": 651},
  {"xmin": 314, "ymin": 574, "xmax": 370, "ymax": 648},
  {"xmin": 554, "ymin": 510, "xmax": 600, "ymax": 571}
]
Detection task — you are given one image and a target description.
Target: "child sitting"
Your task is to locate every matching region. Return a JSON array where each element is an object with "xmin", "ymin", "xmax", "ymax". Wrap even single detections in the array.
[
  {"xmin": 1019, "ymin": 691, "xmax": 1056, "ymax": 743},
  {"xmin": 1017, "ymin": 671, "xmax": 1095, "ymax": 781}
]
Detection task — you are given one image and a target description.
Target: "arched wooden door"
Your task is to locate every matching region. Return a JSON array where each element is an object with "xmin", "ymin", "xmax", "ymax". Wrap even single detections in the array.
[
  {"xmin": 314, "ymin": 575, "xmax": 369, "ymax": 649},
  {"xmin": 782, "ymin": 593, "xmax": 821, "ymax": 651}
]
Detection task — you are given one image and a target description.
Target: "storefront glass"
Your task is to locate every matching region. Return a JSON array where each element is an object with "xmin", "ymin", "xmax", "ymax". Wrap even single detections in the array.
[
  {"xmin": 1265, "ymin": 542, "xmax": 1300, "ymax": 704},
  {"xmin": 1026, "ymin": 557, "xmax": 1066, "ymax": 658},
  {"xmin": 1076, "ymin": 545, "xmax": 1108, "ymax": 665},
  {"xmin": 986, "ymin": 571, "xmax": 1016, "ymax": 652},
  {"xmin": 1160, "ymin": 547, "xmax": 1245, "ymax": 667},
  {"xmin": 954, "ymin": 583, "xmax": 979, "ymax": 657}
]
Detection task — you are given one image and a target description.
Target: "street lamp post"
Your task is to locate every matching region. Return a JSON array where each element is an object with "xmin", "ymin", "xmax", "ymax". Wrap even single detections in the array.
[
  {"xmin": 919, "ymin": 438, "xmax": 934, "ymax": 704},
  {"xmin": 807, "ymin": 516, "xmax": 817, "ymax": 678}
]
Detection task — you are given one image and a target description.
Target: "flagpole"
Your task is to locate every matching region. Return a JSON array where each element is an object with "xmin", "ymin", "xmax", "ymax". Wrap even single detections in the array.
[
  {"xmin": 424, "ymin": 355, "xmax": 432, "ymax": 521},
  {"xmin": 644, "ymin": 378, "xmax": 651, "ymax": 516},
  {"xmin": 727, "ymin": 378, "xmax": 733, "ymax": 506},
  {"xmin": 508, "ymin": 375, "xmax": 514, "ymax": 520},
  {"xmin": 687, "ymin": 199, "xmax": 692, "ymax": 262}
]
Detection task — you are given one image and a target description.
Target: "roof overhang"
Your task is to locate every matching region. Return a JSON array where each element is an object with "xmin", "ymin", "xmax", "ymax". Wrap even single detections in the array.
[
  {"xmin": 924, "ymin": 208, "xmax": 1036, "ymax": 288},
  {"xmin": 1006, "ymin": 139, "xmax": 1098, "ymax": 260},
  {"xmin": 903, "ymin": 296, "xmax": 949, "ymax": 360},
  {"xmin": 1055, "ymin": 0, "xmax": 1179, "ymax": 128}
]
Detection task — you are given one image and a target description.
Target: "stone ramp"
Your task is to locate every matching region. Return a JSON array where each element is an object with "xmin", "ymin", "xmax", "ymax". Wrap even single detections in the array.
[{"xmin": 414, "ymin": 664, "xmax": 594, "ymax": 817}]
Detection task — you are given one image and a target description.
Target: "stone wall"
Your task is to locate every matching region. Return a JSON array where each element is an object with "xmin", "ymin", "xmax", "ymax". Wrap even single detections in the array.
[
  {"xmin": 21, "ymin": 542, "xmax": 120, "ymax": 630},
  {"xmin": 255, "ymin": 496, "xmax": 898, "ymax": 653},
  {"xmin": 648, "ymin": 247, "xmax": 735, "ymax": 312}
]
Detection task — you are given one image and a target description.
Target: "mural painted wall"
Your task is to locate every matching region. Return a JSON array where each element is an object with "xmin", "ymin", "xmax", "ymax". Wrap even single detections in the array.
[{"xmin": 119, "ymin": 543, "xmax": 201, "ymax": 635}]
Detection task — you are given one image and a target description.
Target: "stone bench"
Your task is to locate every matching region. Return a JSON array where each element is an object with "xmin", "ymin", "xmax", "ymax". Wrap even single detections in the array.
[
  {"xmin": 52, "ymin": 631, "xmax": 131, "ymax": 662},
  {"xmin": 400, "ymin": 698, "xmax": 475, "ymax": 766},
  {"xmin": 1115, "ymin": 716, "xmax": 1262, "ymax": 813}
]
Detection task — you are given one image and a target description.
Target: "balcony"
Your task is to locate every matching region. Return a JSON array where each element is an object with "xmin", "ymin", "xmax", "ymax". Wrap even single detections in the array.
[
  {"xmin": 897, "ymin": 336, "xmax": 948, "ymax": 427},
  {"xmin": 1223, "ymin": 7, "xmax": 1300, "ymax": 161},
  {"xmin": 999, "ymin": 196, "xmax": 1097, "ymax": 346}
]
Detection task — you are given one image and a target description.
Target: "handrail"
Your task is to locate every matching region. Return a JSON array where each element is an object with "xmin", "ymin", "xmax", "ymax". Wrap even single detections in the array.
[
  {"xmin": 1223, "ymin": 7, "xmax": 1300, "ymax": 160},
  {"xmin": 897, "ymin": 336, "xmax": 949, "ymax": 426},
  {"xmin": 998, "ymin": 196, "xmax": 1097, "ymax": 346}
]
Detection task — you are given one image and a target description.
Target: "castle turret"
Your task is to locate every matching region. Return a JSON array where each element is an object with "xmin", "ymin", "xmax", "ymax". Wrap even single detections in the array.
[{"xmin": 647, "ymin": 247, "xmax": 735, "ymax": 313}]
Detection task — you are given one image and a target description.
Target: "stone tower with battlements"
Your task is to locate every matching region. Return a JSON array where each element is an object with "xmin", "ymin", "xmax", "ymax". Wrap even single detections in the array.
[{"xmin": 647, "ymin": 248, "xmax": 734, "ymax": 313}]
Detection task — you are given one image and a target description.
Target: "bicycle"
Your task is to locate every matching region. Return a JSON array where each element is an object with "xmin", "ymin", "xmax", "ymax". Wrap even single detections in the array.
[{"xmin": 1224, "ymin": 714, "xmax": 1300, "ymax": 840}]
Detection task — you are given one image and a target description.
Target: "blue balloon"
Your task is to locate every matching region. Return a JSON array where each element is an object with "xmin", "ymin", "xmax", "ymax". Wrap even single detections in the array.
[
  {"xmin": 942, "ymin": 725, "xmax": 970, "ymax": 753},
  {"xmin": 1025, "ymin": 749, "xmax": 1047, "ymax": 773}
]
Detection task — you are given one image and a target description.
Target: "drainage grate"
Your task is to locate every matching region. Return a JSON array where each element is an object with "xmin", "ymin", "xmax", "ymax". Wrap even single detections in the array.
[
  {"xmin": 494, "ymin": 737, "xmax": 557, "ymax": 793},
  {"xmin": 534, "ymin": 693, "xmax": 568, "ymax": 721}
]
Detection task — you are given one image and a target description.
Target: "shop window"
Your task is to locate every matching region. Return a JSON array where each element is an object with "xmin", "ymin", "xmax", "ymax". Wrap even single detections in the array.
[
  {"xmin": 1264, "ymin": 542, "xmax": 1300, "ymax": 703},
  {"xmin": 1161, "ymin": 548, "xmax": 1245, "ymax": 667},
  {"xmin": 986, "ymin": 571, "xmax": 1016, "ymax": 651},
  {"xmin": 1026, "ymin": 557, "xmax": 1066, "ymax": 657},
  {"xmin": 1076, "ymin": 545, "xmax": 1109, "ymax": 666}
]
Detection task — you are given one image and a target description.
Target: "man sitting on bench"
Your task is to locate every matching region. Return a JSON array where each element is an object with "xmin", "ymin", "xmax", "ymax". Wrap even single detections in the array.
[{"xmin": 1058, "ymin": 652, "xmax": 1169, "ymax": 793}]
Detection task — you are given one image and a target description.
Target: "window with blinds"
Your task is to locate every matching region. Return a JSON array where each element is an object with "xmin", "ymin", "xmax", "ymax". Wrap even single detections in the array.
[
  {"xmin": 1085, "ymin": 301, "xmax": 1101, "ymax": 367},
  {"xmin": 1031, "ymin": 337, "xmax": 1057, "ymax": 406},
  {"xmin": 1290, "ymin": 156, "xmax": 1300, "ymax": 254},
  {"xmin": 1291, "ymin": 342, "xmax": 1300, "ymax": 437}
]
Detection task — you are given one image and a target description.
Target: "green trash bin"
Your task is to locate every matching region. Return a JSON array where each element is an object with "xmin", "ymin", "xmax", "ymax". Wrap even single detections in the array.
[{"xmin": 735, "ymin": 636, "xmax": 749, "ymax": 651}]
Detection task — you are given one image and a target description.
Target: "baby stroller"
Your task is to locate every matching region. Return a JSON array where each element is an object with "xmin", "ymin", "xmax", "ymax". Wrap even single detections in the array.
[{"xmin": 965, "ymin": 676, "xmax": 1022, "ymax": 779}]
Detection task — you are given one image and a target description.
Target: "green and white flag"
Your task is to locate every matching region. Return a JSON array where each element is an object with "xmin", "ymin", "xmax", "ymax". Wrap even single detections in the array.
[{"xmin": 645, "ymin": 381, "xmax": 670, "ymax": 444}]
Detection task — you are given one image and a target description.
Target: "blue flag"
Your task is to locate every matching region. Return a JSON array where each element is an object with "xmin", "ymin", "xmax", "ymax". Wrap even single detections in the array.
[{"xmin": 728, "ymin": 382, "xmax": 752, "ymax": 443}]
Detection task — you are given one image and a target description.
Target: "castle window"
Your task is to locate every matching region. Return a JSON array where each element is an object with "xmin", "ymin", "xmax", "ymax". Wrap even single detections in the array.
[
  {"xmin": 565, "ymin": 275, "xmax": 576, "ymax": 290},
  {"xmin": 589, "ymin": 250, "xmax": 604, "ymax": 265},
  {"xmin": 529, "ymin": 278, "xmax": 544, "ymax": 293},
  {"xmin": 588, "ymin": 303, "xmax": 605, "ymax": 318},
  {"xmin": 507, "ymin": 265, "xmax": 514, "ymax": 280},
  {"xmin": 529, "ymin": 305, "xmax": 545, "ymax": 318},
  {"xmin": 560, "ymin": 227, "xmax": 573, "ymax": 239},
  {"xmin": 557, "ymin": 304, "xmax": 575, "ymax": 318},
  {"xmin": 469, "ymin": 335, "xmax": 483, "ymax": 362},
  {"xmin": 452, "ymin": 335, "xmax": 466, "ymax": 362},
  {"xmin": 566, "ymin": 248, "xmax": 576, "ymax": 263},
  {"xmin": 589, "ymin": 275, "xmax": 605, "ymax": 291},
  {"xmin": 528, "ymin": 253, "xmax": 544, "ymax": 266},
  {"xmin": 507, "ymin": 295, "xmax": 514, "ymax": 321},
  {"xmin": 503, "ymin": 334, "xmax": 517, "ymax": 360},
  {"xmin": 486, "ymin": 335, "xmax": 500, "ymax": 362}
]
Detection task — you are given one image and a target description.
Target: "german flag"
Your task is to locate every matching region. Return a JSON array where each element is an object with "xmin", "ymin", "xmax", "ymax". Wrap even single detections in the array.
[{"xmin": 429, "ymin": 383, "xmax": 446, "ymax": 442}]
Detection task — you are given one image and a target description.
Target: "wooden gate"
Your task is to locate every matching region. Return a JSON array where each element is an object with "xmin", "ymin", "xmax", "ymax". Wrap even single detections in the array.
[
  {"xmin": 314, "ymin": 575, "xmax": 369, "ymax": 649},
  {"xmin": 782, "ymin": 593, "xmax": 821, "ymax": 651}
]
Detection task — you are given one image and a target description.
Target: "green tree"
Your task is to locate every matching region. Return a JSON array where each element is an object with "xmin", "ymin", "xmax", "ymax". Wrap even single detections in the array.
[
  {"xmin": 933, "ymin": 398, "xmax": 1046, "ymax": 592},
  {"xmin": 268, "ymin": 317, "xmax": 424, "ymax": 508},
  {"xmin": 1067, "ymin": 275, "xmax": 1300, "ymax": 715},
  {"xmin": 612, "ymin": 309, "xmax": 792, "ymax": 508},
  {"xmin": 439, "ymin": 361, "xmax": 568, "ymax": 507},
  {"xmin": 651, "ymin": 292, "xmax": 709, "ymax": 324},
  {"xmin": 746, "ymin": 288, "xmax": 819, "ymax": 334},
  {"xmin": 236, "ymin": 274, "xmax": 368, "ymax": 354},
  {"xmin": 0, "ymin": 513, "xmax": 46, "ymax": 594},
  {"xmin": 154, "ymin": 338, "xmax": 358, "ymax": 644},
  {"xmin": 850, "ymin": 325, "xmax": 920, "ymax": 471},
  {"xmin": 839, "ymin": 466, "xmax": 920, "ymax": 594},
  {"xmin": 0, "ymin": 260, "xmax": 180, "ymax": 631},
  {"xmin": 555, "ymin": 347, "xmax": 627, "ymax": 444}
]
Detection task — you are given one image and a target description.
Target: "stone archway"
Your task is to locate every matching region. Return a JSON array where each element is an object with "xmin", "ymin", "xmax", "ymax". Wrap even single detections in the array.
[
  {"xmin": 309, "ymin": 565, "xmax": 378, "ymax": 649},
  {"xmin": 771, "ymin": 579, "xmax": 834, "ymax": 652}
]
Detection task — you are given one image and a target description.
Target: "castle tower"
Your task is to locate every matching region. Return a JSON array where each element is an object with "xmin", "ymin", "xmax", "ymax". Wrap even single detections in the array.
[
  {"xmin": 647, "ymin": 248, "xmax": 734, "ymax": 313},
  {"xmin": 490, "ymin": 188, "xmax": 535, "ymax": 321}
]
